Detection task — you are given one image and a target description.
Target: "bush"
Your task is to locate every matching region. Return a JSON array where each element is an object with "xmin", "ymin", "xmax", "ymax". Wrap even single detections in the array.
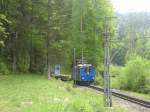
[
  {"xmin": 111, "ymin": 65, "xmax": 123, "ymax": 77},
  {"xmin": 123, "ymin": 55, "xmax": 150, "ymax": 93},
  {"xmin": 93, "ymin": 75, "xmax": 103, "ymax": 86},
  {"xmin": 111, "ymin": 55, "xmax": 150, "ymax": 94},
  {"xmin": 17, "ymin": 56, "xmax": 30, "ymax": 73},
  {"xmin": 111, "ymin": 65, "xmax": 126, "ymax": 89},
  {"xmin": 0, "ymin": 61, "xmax": 9, "ymax": 75}
]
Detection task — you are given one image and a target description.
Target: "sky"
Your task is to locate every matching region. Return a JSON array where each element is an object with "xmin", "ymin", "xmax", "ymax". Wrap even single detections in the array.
[{"xmin": 111, "ymin": 0, "xmax": 150, "ymax": 13}]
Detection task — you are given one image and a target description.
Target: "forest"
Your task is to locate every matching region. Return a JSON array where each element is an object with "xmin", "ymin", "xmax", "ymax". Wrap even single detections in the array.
[
  {"xmin": 0, "ymin": 0, "xmax": 113, "ymax": 74},
  {"xmin": 0, "ymin": 0, "xmax": 150, "ymax": 111},
  {"xmin": 110, "ymin": 12, "xmax": 150, "ymax": 94}
]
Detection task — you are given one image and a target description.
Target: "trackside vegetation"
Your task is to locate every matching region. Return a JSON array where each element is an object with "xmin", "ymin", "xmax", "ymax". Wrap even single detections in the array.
[
  {"xmin": 111, "ymin": 55, "xmax": 150, "ymax": 94},
  {"xmin": 0, "ymin": 0, "xmax": 113, "ymax": 75},
  {"xmin": 0, "ymin": 0, "xmax": 150, "ymax": 111},
  {"xmin": 0, "ymin": 74, "xmax": 126, "ymax": 112}
]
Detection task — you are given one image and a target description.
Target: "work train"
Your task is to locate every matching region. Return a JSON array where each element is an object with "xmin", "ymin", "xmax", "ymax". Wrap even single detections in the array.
[
  {"xmin": 52, "ymin": 60, "xmax": 96, "ymax": 84},
  {"xmin": 72, "ymin": 59, "xmax": 95, "ymax": 85}
]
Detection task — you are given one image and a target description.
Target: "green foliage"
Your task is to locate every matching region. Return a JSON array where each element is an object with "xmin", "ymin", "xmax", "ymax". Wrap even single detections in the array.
[
  {"xmin": 0, "ymin": 0, "xmax": 114, "ymax": 74},
  {"xmin": 111, "ymin": 47, "xmax": 127, "ymax": 66},
  {"xmin": 17, "ymin": 55, "xmax": 30, "ymax": 73},
  {"xmin": 0, "ymin": 14, "xmax": 10, "ymax": 46},
  {"xmin": 123, "ymin": 55, "xmax": 150, "ymax": 93},
  {"xmin": 112, "ymin": 55, "xmax": 150, "ymax": 94},
  {"xmin": 111, "ymin": 65, "xmax": 123, "ymax": 77},
  {"xmin": 111, "ymin": 66, "xmax": 126, "ymax": 89},
  {"xmin": 71, "ymin": 0, "xmax": 113, "ymax": 69},
  {"xmin": 0, "ymin": 61, "xmax": 9, "ymax": 75},
  {"xmin": 112, "ymin": 13, "xmax": 150, "ymax": 66},
  {"xmin": 0, "ymin": 74, "xmax": 126, "ymax": 112},
  {"xmin": 93, "ymin": 75, "xmax": 104, "ymax": 86}
]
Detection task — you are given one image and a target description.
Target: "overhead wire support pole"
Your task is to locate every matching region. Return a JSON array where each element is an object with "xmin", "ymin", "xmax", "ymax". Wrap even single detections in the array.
[
  {"xmin": 103, "ymin": 17, "xmax": 111, "ymax": 107},
  {"xmin": 80, "ymin": 0, "xmax": 84, "ymax": 64},
  {"xmin": 73, "ymin": 48, "xmax": 77, "ymax": 87},
  {"xmin": 103, "ymin": 16, "xmax": 116, "ymax": 107},
  {"xmin": 47, "ymin": 0, "xmax": 51, "ymax": 79},
  {"xmin": 82, "ymin": 49, "xmax": 84, "ymax": 64}
]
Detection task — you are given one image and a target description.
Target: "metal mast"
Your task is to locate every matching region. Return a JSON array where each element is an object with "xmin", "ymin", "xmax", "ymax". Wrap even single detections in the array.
[
  {"xmin": 73, "ymin": 48, "xmax": 77, "ymax": 87},
  {"xmin": 47, "ymin": 0, "xmax": 51, "ymax": 79},
  {"xmin": 80, "ymin": 0, "xmax": 84, "ymax": 65},
  {"xmin": 103, "ymin": 17, "xmax": 114, "ymax": 107}
]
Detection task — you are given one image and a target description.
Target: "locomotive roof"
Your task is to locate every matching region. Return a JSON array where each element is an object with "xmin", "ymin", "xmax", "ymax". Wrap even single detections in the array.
[{"xmin": 77, "ymin": 64, "xmax": 92, "ymax": 67}]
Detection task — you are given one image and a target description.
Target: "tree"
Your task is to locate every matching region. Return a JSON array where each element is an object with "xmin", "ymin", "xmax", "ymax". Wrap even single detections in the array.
[
  {"xmin": 0, "ymin": 0, "xmax": 114, "ymax": 75},
  {"xmin": 0, "ymin": 14, "xmax": 9, "ymax": 47}
]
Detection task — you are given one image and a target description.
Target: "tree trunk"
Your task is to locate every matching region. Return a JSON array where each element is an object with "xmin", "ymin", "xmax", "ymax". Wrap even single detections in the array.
[
  {"xmin": 47, "ymin": 0, "xmax": 51, "ymax": 79},
  {"xmin": 12, "ymin": 31, "xmax": 18, "ymax": 72},
  {"xmin": 48, "ymin": 64, "xmax": 51, "ymax": 79},
  {"xmin": 29, "ymin": 0, "xmax": 34, "ymax": 72}
]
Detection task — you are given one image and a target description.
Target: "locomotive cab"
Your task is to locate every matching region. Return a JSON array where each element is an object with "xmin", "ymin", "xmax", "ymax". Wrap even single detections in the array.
[
  {"xmin": 80, "ymin": 64, "xmax": 95, "ymax": 81},
  {"xmin": 73, "ymin": 63, "xmax": 95, "ymax": 85}
]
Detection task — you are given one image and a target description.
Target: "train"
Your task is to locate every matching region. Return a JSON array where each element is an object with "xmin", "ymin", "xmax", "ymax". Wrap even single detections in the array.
[
  {"xmin": 72, "ymin": 59, "xmax": 95, "ymax": 85},
  {"xmin": 51, "ymin": 59, "xmax": 96, "ymax": 85}
]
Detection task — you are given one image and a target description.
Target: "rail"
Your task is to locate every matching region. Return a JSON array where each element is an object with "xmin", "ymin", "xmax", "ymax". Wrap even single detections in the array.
[{"xmin": 88, "ymin": 85, "xmax": 150, "ymax": 108}]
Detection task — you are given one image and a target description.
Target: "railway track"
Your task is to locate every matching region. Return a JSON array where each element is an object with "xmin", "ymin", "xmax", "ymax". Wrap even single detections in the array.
[{"xmin": 87, "ymin": 85, "xmax": 150, "ymax": 108}]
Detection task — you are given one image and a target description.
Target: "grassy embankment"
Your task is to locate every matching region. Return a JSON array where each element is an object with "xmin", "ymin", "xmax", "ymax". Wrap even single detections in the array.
[
  {"xmin": 121, "ymin": 90, "xmax": 150, "ymax": 100},
  {"xmin": 0, "ymin": 74, "xmax": 127, "ymax": 112},
  {"xmin": 112, "ymin": 77, "xmax": 150, "ymax": 100},
  {"xmin": 111, "ymin": 63, "xmax": 150, "ymax": 100}
]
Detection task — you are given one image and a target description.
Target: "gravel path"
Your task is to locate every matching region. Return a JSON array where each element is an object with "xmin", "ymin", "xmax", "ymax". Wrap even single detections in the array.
[{"xmin": 113, "ymin": 96, "xmax": 150, "ymax": 112}]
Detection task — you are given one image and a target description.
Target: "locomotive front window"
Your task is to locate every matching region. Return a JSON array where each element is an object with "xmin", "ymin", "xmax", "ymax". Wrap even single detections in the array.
[{"xmin": 84, "ymin": 67, "xmax": 91, "ymax": 74}]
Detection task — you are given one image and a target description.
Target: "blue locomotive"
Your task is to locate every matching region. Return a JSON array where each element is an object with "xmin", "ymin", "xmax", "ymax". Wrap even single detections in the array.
[{"xmin": 72, "ymin": 63, "xmax": 95, "ymax": 85}]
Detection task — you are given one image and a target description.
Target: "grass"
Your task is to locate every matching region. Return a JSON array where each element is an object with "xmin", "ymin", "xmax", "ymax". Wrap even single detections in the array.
[
  {"xmin": 121, "ymin": 90, "xmax": 150, "ymax": 100},
  {"xmin": 111, "ymin": 77, "xmax": 150, "ymax": 100},
  {"xmin": 0, "ymin": 74, "xmax": 126, "ymax": 112}
]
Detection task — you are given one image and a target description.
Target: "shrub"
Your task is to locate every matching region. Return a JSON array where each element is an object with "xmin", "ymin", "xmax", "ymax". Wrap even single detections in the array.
[
  {"xmin": 93, "ymin": 75, "xmax": 103, "ymax": 86},
  {"xmin": 0, "ymin": 61, "xmax": 9, "ymax": 75},
  {"xmin": 111, "ymin": 55, "xmax": 150, "ymax": 94},
  {"xmin": 123, "ymin": 55, "xmax": 150, "ymax": 93},
  {"xmin": 17, "ymin": 56, "xmax": 30, "ymax": 73},
  {"xmin": 111, "ymin": 65, "xmax": 123, "ymax": 77},
  {"xmin": 111, "ymin": 65, "xmax": 126, "ymax": 89}
]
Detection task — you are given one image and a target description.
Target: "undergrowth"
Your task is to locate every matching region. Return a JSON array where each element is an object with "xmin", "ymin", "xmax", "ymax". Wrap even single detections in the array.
[{"xmin": 0, "ymin": 74, "xmax": 126, "ymax": 112}]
